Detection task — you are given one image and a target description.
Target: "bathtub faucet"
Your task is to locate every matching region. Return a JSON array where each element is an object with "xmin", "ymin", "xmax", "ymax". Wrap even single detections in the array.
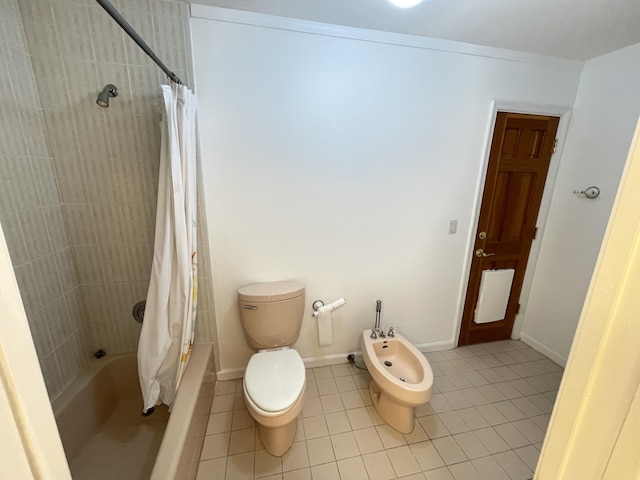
[{"xmin": 371, "ymin": 300, "xmax": 383, "ymax": 339}]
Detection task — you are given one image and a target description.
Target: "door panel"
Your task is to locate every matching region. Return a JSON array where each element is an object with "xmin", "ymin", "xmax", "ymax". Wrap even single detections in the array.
[{"xmin": 458, "ymin": 112, "xmax": 560, "ymax": 345}]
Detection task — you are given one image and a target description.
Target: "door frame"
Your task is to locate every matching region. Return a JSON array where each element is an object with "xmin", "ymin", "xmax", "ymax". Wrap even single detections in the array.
[{"xmin": 453, "ymin": 100, "xmax": 573, "ymax": 346}]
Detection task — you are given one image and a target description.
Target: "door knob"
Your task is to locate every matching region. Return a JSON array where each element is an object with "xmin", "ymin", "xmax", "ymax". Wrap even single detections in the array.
[{"xmin": 475, "ymin": 248, "xmax": 495, "ymax": 258}]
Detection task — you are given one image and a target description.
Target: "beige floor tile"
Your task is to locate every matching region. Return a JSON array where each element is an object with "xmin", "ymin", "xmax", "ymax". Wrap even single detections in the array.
[
  {"xmin": 512, "ymin": 418, "xmax": 545, "ymax": 444},
  {"xmin": 310, "ymin": 462, "xmax": 339, "ymax": 480},
  {"xmin": 226, "ymin": 451, "xmax": 255, "ymax": 480},
  {"xmin": 321, "ymin": 393, "xmax": 345, "ymax": 413},
  {"xmin": 442, "ymin": 390, "xmax": 472, "ymax": 410},
  {"xmin": 493, "ymin": 400, "xmax": 527, "ymax": 422},
  {"xmin": 471, "ymin": 456, "xmax": 509, "ymax": 480},
  {"xmin": 232, "ymin": 408, "xmax": 256, "ymax": 430},
  {"xmin": 424, "ymin": 466, "xmax": 455, "ymax": 480},
  {"xmin": 303, "ymin": 415, "xmax": 328, "ymax": 439},
  {"xmin": 359, "ymin": 387, "xmax": 373, "ymax": 406},
  {"xmin": 494, "ymin": 423, "xmax": 530, "ymax": 449},
  {"xmin": 419, "ymin": 415, "xmax": 450, "ymax": 439},
  {"xmin": 456, "ymin": 407, "xmax": 489, "ymax": 431},
  {"xmin": 228, "ymin": 428, "xmax": 256, "ymax": 455},
  {"xmin": 234, "ymin": 392, "xmax": 247, "ymax": 410},
  {"xmin": 494, "ymin": 381, "xmax": 522, "ymax": 400},
  {"xmin": 447, "ymin": 461, "xmax": 477, "ymax": 480},
  {"xmin": 255, "ymin": 449, "xmax": 283, "ymax": 478},
  {"xmin": 473, "ymin": 427, "xmax": 510, "ymax": 454},
  {"xmin": 398, "ymin": 473, "xmax": 427, "ymax": 480},
  {"xmin": 387, "ymin": 445, "xmax": 421, "ymax": 477},
  {"xmin": 330, "ymin": 431, "xmax": 360, "ymax": 460},
  {"xmin": 362, "ymin": 451, "xmax": 396, "ymax": 480},
  {"xmin": 510, "ymin": 379, "xmax": 538, "ymax": 396},
  {"xmin": 353, "ymin": 373, "xmax": 371, "ymax": 389},
  {"xmin": 335, "ymin": 375, "xmax": 357, "ymax": 392},
  {"xmin": 514, "ymin": 444, "xmax": 541, "ymax": 471},
  {"xmin": 316, "ymin": 378, "xmax": 338, "ymax": 395},
  {"xmin": 312, "ymin": 366, "xmax": 332, "ymax": 380},
  {"xmin": 452, "ymin": 431, "xmax": 489, "ymax": 459},
  {"xmin": 331, "ymin": 364, "xmax": 353, "ymax": 377},
  {"xmin": 341, "ymin": 390, "xmax": 365, "ymax": 409},
  {"xmin": 410, "ymin": 441, "xmax": 445, "ymax": 471},
  {"xmin": 438, "ymin": 411, "xmax": 470, "ymax": 434},
  {"xmin": 206, "ymin": 412, "xmax": 233, "ymax": 434},
  {"xmin": 301, "ymin": 397, "xmax": 323, "ymax": 418},
  {"xmin": 337, "ymin": 456, "xmax": 369, "ymax": 480},
  {"xmin": 354, "ymin": 427, "xmax": 384, "ymax": 454},
  {"xmin": 325, "ymin": 411, "xmax": 351, "ymax": 434},
  {"xmin": 511, "ymin": 397, "xmax": 548, "ymax": 417},
  {"xmin": 211, "ymin": 393, "xmax": 235, "ymax": 413},
  {"xmin": 200, "ymin": 432, "xmax": 230, "ymax": 460},
  {"xmin": 196, "ymin": 457, "xmax": 227, "ymax": 480},
  {"xmin": 530, "ymin": 414, "xmax": 551, "ymax": 432},
  {"xmin": 493, "ymin": 450, "xmax": 533, "ymax": 480},
  {"xmin": 215, "ymin": 380, "xmax": 238, "ymax": 395},
  {"xmin": 432, "ymin": 436, "xmax": 467, "ymax": 465},
  {"xmin": 282, "ymin": 441, "xmax": 309, "ymax": 472},
  {"xmin": 306, "ymin": 436, "xmax": 335, "ymax": 465},
  {"xmin": 404, "ymin": 420, "xmax": 429, "ymax": 444},
  {"xmin": 346, "ymin": 407, "xmax": 373, "ymax": 430},
  {"xmin": 283, "ymin": 467, "xmax": 311, "ymax": 480},
  {"xmin": 415, "ymin": 402, "xmax": 436, "ymax": 417},
  {"xmin": 475, "ymin": 404, "xmax": 509, "ymax": 426},
  {"xmin": 305, "ymin": 380, "xmax": 319, "ymax": 398},
  {"xmin": 376, "ymin": 423, "xmax": 407, "ymax": 448}
]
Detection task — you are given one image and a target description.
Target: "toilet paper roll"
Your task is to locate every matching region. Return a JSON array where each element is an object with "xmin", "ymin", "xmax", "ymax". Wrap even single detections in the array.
[{"xmin": 316, "ymin": 305, "xmax": 333, "ymax": 347}]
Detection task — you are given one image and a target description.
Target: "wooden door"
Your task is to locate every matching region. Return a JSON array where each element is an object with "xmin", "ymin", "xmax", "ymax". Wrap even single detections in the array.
[{"xmin": 458, "ymin": 112, "xmax": 560, "ymax": 345}]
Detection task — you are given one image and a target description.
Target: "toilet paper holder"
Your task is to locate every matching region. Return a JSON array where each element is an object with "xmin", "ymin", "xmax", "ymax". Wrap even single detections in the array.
[{"xmin": 312, "ymin": 298, "xmax": 346, "ymax": 316}]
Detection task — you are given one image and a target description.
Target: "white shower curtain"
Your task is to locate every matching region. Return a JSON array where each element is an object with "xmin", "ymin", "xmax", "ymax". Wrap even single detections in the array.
[{"xmin": 138, "ymin": 82, "xmax": 198, "ymax": 413}]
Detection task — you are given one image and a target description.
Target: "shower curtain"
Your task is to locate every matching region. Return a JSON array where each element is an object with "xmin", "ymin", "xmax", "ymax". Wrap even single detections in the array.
[{"xmin": 138, "ymin": 82, "xmax": 198, "ymax": 413}]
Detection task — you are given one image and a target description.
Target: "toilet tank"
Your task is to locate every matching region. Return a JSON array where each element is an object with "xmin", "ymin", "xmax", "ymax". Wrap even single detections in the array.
[{"xmin": 238, "ymin": 281, "xmax": 305, "ymax": 350}]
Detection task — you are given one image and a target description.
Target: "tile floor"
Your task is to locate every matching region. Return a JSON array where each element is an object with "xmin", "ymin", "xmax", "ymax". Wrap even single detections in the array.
[{"xmin": 195, "ymin": 340, "xmax": 563, "ymax": 480}]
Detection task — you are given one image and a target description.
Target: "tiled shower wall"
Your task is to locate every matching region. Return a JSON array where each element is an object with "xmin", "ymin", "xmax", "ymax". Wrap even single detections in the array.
[
  {"xmin": 0, "ymin": 0, "xmax": 86, "ymax": 399},
  {"xmin": 1, "ymin": 0, "xmax": 215, "ymax": 400}
]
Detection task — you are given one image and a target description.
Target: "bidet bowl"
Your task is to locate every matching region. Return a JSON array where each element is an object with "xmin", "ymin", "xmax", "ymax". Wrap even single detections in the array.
[{"xmin": 362, "ymin": 329, "xmax": 433, "ymax": 432}]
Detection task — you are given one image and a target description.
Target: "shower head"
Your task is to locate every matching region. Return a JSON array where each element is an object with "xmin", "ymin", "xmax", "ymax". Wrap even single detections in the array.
[{"xmin": 96, "ymin": 84, "xmax": 119, "ymax": 107}]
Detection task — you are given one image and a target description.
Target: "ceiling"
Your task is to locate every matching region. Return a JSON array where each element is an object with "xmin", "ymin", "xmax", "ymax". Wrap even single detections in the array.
[{"xmin": 197, "ymin": 0, "xmax": 640, "ymax": 60}]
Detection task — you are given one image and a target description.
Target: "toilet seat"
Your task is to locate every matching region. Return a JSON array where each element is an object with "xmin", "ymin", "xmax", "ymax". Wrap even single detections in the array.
[{"xmin": 244, "ymin": 348, "xmax": 305, "ymax": 414}]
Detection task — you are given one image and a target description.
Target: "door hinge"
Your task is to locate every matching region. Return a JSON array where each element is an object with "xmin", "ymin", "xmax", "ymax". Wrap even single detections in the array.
[
  {"xmin": 533, "ymin": 227, "xmax": 538, "ymax": 240},
  {"xmin": 515, "ymin": 303, "xmax": 521, "ymax": 315},
  {"xmin": 552, "ymin": 138, "xmax": 558, "ymax": 154}
]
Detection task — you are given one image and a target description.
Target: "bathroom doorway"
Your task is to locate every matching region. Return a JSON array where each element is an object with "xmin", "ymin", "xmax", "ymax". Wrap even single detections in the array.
[{"xmin": 458, "ymin": 112, "xmax": 560, "ymax": 345}]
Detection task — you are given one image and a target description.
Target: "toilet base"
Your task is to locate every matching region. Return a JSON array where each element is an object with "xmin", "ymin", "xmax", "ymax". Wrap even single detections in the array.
[
  {"xmin": 257, "ymin": 420, "xmax": 298, "ymax": 457},
  {"xmin": 244, "ymin": 385, "xmax": 306, "ymax": 457},
  {"xmin": 369, "ymin": 380, "xmax": 416, "ymax": 434}
]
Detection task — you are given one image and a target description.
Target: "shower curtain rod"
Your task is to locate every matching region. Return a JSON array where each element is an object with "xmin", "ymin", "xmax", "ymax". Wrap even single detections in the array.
[{"xmin": 95, "ymin": 0, "xmax": 185, "ymax": 86}]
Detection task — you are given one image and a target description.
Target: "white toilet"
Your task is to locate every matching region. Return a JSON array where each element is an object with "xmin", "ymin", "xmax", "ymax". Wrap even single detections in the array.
[{"xmin": 238, "ymin": 281, "xmax": 306, "ymax": 456}]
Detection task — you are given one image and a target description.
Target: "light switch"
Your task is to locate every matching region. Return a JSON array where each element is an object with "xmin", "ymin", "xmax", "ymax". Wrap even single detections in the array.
[{"xmin": 449, "ymin": 220, "xmax": 457, "ymax": 234}]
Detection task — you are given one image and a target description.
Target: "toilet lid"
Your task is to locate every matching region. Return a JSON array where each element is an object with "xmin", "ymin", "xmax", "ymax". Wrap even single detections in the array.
[{"xmin": 244, "ymin": 349, "xmax": 305, "ymax": 413}]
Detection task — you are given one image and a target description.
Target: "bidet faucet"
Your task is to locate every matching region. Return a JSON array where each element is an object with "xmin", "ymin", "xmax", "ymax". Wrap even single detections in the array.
[{"xmin": 371, "ymin": 299, "xmax": 383, "ymax": 339}]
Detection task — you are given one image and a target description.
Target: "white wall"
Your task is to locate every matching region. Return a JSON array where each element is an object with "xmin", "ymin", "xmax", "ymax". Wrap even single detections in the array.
[
  {"xmin": 521, "ymin": 44, "xmax": 640, "ymax": 364},
  {"xmin": 191, "ymin": 6, "xmax": 583, "ymax": 374}
]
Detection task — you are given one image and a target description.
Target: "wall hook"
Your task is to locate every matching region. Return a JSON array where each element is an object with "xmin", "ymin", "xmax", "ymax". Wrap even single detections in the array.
[{"xmin": 573, "ymin": 186, "xmax": 600, "ymax": 199}]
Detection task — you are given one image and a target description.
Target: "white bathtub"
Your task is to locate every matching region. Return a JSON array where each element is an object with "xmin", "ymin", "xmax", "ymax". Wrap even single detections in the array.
[{"xmin": 53, "ymin": 344, "xmax": 214, "ymax": 480}]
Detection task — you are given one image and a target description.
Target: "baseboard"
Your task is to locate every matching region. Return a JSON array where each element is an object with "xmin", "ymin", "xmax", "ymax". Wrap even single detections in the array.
[
  {"xmin": 414, "ymin": 340, "xmax": 457, "ymax": 353},
  {"xmin": 215, "ymin": 339, "xmax": 456, "ymax": 380},
  {"xmin": 303, "ymin": 352, "xmax": 352, "ymax": 369},
  {"xmin": 216, "ymin": 368, "xmax": 245, "ymax": 381},
  {"xmin": 520, "ymin": 333, "xmax": 567, "ymax": 367}
]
